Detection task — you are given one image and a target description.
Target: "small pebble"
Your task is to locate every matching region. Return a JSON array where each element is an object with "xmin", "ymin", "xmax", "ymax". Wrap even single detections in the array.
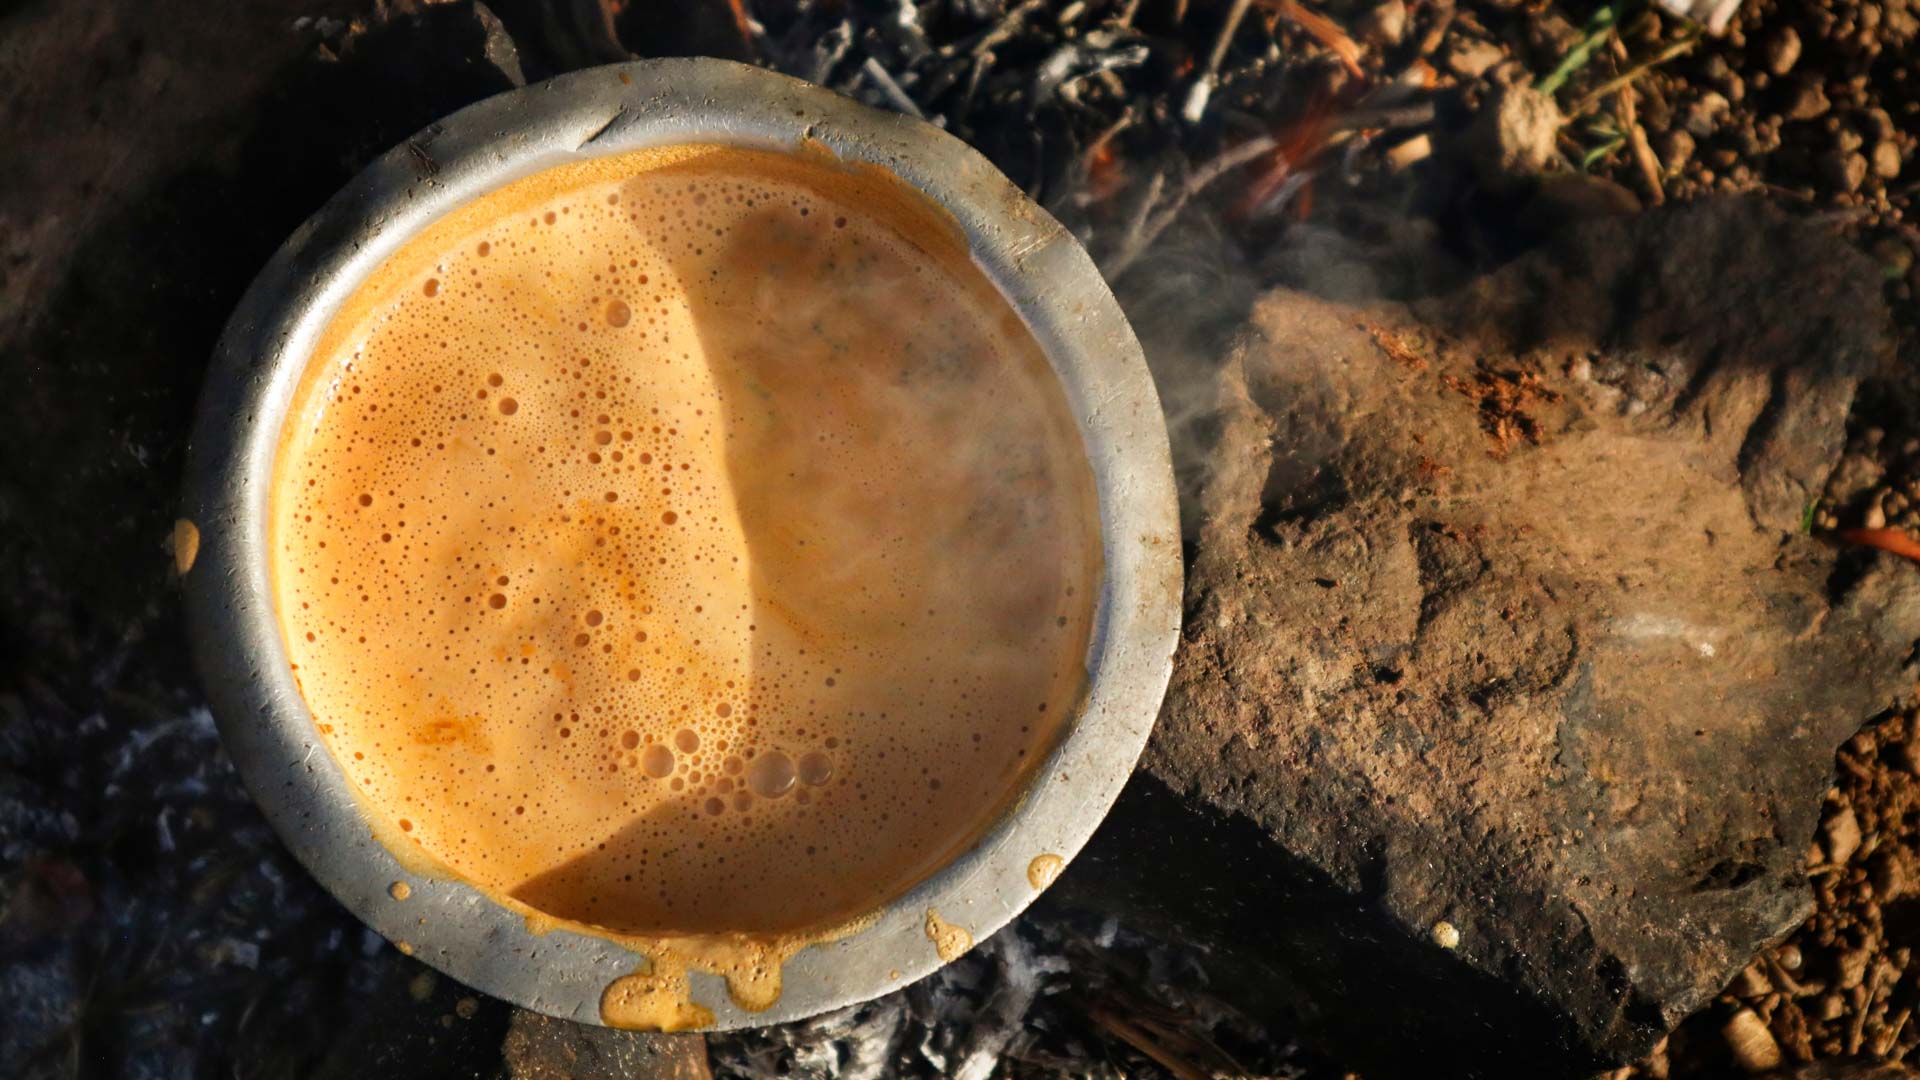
[
  {"xmin": 1445, "ymin": 38, "xmax": 1505, "ymax": 81},
  {"xmin": 1722, "ymin": 1007, "xmax": 1782, "ymax": 1071},
  {"xmin": 1432, "ymin": 920, "xmax": 1461, "ymax": 949},
  {"xmin": 1784, "ymin": 80, "xmax": 1831, "ymax": 121},
  {"xmin": 1873, "ymin": 140, "xmax": 1903, "ymax": 180},
  {"xmin": 1658, "ymin": 129, "xmax": 1697, "ymax": 171},
  {"xmin": 1777, "ymin": 943, "xmax": 1803, "ymax": 971},
  {"xmin": 1684, "ymin": 92, "xmax": 1732, "ymax": 136},
  {"xmin": 1821, "ymin": 150, "xmax": 1869, "ymax": 194},
  {"xmin": 1357, "ymin": 0, "xmax": 1407, "ymax": 47},
  {"xmin": 1826, "ymin": 805, "xmax": 1863, "ymax": 865},
  {"xmin": 1763, "ymin": 27, "xmax": 1802, "ymax": 75},
  {"xmin": 1836, "ymin": 945, "xmax": 1871, "ymax": 990}
]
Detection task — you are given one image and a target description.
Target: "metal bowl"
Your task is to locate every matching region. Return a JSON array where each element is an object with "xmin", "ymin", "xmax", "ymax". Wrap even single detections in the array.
[{"xmin": 181, "ymin": 57, "xmax": 1179, "ymax": 1030}]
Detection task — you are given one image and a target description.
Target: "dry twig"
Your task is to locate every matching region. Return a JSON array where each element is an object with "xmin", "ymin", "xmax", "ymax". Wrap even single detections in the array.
[
  {"xmin": 1618, "ymin": 86, "xmax": 1665, "ymax": 204},
  {"xmin": 1183, "ymin": 0, "xmax": 1255, "ymax": 122},
  {"xmin": 1086, "ymin": 1006, "xmax": 1213, "ymax": 1080},
  {"xmin": 1105, "ymin": 135, "xmax": 1278, "ymax": 278},
  {"xmin": 1841, "ymin": 527, "xmax": 1920, "ymax": 564},
  {"xmin": 1568, "ymin": 30, "xmax": 1703, "ymax": 116},
  {"xmin": 1257, "ymin": 0, "xmax": 1365, "ymax": 78},
  {"xmin": 860, "ymin": 57, "xmax": 925, "ymax": 119}
]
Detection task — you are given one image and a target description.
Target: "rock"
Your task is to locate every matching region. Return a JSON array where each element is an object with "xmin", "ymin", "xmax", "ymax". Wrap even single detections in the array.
[
  {"xmin": 1872, "ymin": 140, "xmax": 1903, "ymax": 180},
  {"xmin": 1356, "ymin": 0, "xmax": 1407, "ymax": 47},
  {"xmin": 1784, "ymin": 79, "xmax": 1832, "ymax": 121},
  {"xmin": 1064, "ymin": 201, "xmax": 1919, "ymax": 1078},
  {"xmin": 1821, "ymin": 149, "xmax": 1869, "ymax": 194},
  {"xmin": 1778, "ymin": 943, "xmax": 1804, "ymax": 971},
  {"xmin": 1385, "ymin": 132, "xmax": 1434, "ymax": 173},
  {"xmin": 1702, "ymin": 54, "xmax": 1746, "ymax": 103},
  {"xmin": 1468, "ymin": 85, "xmax": 1563, "ymax": 189},
  {"xmin": 1725, "ymin": 1007, "xmax": 1783, "ymax": 1072},
  {"xmin": 1826, "ymin": 805, "xmax": 1864, "ymax": 865},
  {"xmin": 1835, "ymin": 946, "xmax": 1871, "ymax": 990},
  {"xmin": 1526, "ymin": 12, "xmax": 1582, "ymax": 66},
  {"xmin": 1861, "ymin": 109, "xmax": 1898, "ymax": 141},
  {"xmin": 1763, "ymin": 27, "xmax": 1803, "ymax": 75},
  {"xmin": 1869, "ymin": 851, "xmax": 1906, "ymax": 898},
  {"xmin": 1683, "ymin": 91, "xmax": 1732, "ymax": 136},
  {"xmin": 502, "ymin": 1010, "xmax": 710, "ymax": 1080},
  {"xmin": 1445, "ymin": 37, "xmax": 1506, "ymax": 81},
  {"xmin": 1659, "ymin": 128, "xmax": 1699, "ymax": 171},
  {"xmin": 1653, "ymin": 0, "xmax": 1743, "ymax": 34}
]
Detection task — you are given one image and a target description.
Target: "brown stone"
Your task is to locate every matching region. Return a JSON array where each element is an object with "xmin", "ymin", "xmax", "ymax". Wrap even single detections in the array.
[
  {"xmin": 1467, "ymin": 85, "xmax": 1563, "ymax": 189},
  {"xmin": 1065, "ymin": 201, "xmax": 1919, "ymax": 1077},
  {"xmin": 1826, "ymin": 807, "xmax": 1864, "ymax": 866},
  {"xmin": 1872, "ymin": 141, "xmax": 1903, "ymax": 180},
  {"xmin": 1445, "ymin": 38, "xmax": 1506, "ymax": 81},
  {"xmin": 1763, "ymin": 27, "xmax": 1803, "ymax": 75},
  {"xmin": 1356, "ymin": 0, "xmax": 1407, "ymax": 47},
  {"xmin": 1725, "ymin": 1007, "xmax": 1783, "ymax": 1072},
  {"xmin": 1821, "ymin": 150, "xmax": 1870, "ymax": 194}
]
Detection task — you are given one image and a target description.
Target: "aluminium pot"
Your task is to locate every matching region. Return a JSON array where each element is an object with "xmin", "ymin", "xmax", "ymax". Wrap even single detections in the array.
[{"xmin": 180, "ymin": 57, "xmax": 1180, "ymax": 1030}]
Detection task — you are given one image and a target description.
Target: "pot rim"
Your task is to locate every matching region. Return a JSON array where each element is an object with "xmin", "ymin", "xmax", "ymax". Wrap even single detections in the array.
[{"xmin": 181, "ymin": 57, "xmax": 1180, "ymax": 1030}]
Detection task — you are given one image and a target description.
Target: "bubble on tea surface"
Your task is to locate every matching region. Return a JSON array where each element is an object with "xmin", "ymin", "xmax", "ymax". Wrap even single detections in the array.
[
  {"xmin": 797, "ymin": 751, "xmax": 833, "ymax": 787},
  {"xmin": 640, "ymin": 744, "xmax": 676, "ymax": 779},
  {"xmin": 747, "ymin": 751, "xmax": 796, "ymax": 798},
  {"xmin": 674, "ymin": 728, "xmax": 699, "ymax": 754}
]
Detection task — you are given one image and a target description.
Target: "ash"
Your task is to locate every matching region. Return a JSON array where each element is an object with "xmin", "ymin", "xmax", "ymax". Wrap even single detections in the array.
[{"xmin": 709, "ymin": 909, "xmax": 1310, "ymax": 1079}]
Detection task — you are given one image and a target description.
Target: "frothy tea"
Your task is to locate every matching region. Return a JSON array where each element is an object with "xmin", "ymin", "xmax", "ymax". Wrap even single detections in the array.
[{"xmin": 269, "ymin": 145, "xmax": 1101, "ymax": 940}]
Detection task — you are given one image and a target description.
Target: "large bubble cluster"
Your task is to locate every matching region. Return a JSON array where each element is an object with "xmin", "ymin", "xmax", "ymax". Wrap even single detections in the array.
[{"xmin": 269, "ymin": 147, "xmax": 1102, "ymax": 936}]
